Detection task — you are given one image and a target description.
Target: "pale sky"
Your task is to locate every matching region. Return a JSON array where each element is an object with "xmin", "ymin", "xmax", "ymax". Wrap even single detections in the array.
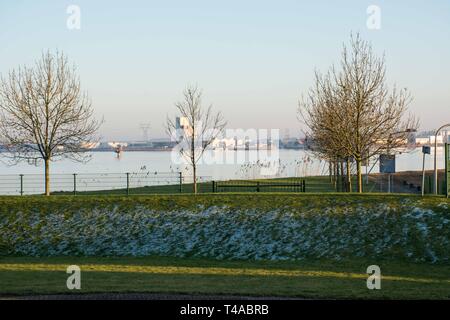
[{"xmin": 1, "ymin": 0, "xmax": 449, "ymax": 141}]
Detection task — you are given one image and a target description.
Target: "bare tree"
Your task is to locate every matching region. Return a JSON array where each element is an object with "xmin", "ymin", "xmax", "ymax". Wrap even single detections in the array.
[
  {"xmin": 167, "ymin": 85, "xmax": 226, "ymax": 194},
  {"xmin": 299, "ymin": 34, "xmax": 418, "ymax": 193},
  {"xmin": 0, "ymin": 51, "xmax": 101, "ymax": 196}
]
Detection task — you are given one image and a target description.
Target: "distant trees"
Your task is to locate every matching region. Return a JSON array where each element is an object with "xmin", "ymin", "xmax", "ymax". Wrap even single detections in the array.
[
  {"xmin": 299, "ymin": 34, "xmax": 418, "ymax": 193},
  {"xmin": 167, "ymin": 85, "xmax": 226, "ymax": 194},
  {"xmin": 0, "ymin": 51, "xmax": 101, "ymax": 196}
]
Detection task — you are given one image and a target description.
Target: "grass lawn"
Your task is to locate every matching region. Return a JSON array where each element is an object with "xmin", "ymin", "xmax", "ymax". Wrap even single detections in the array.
[
  {"xmin": 52, "ymin": 176, "xmax": 343, "ymax": 195},
  {"xmin": 47, "ymin": 173, "xmax": 396, "ymax": 196},
  {"xmin": 0, "ymin": 256, "xmax": 449, "ymax": 299}
]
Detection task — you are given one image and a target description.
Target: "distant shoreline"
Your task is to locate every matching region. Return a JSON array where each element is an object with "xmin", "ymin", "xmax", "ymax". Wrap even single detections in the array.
[{"xmin": 89, "ymin": 147, "xmax": 307, "ymax": 152}]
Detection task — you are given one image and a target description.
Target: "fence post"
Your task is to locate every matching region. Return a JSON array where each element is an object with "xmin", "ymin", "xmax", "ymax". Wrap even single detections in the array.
[
  {"xmin": 256, "ymin": 181, "xmax": 260, "ymax": 192},
  {"xmin": 302, "ymin": 179, "xmax": 306, "ymax": 193},
  {"xmin": 20, "ymin": 174, "xmax": 24, "ymax": 196},
  {"xmin": 73, "ymin": 173, "xmax": 77, "ymax": 195},
  {"xmin": 179, "ymin": 172, "xmax": 183, "ymax": 193},
  {"xmin": 126, "ymin": 172, "xmax": 130, "ymax": 195},
  {"xmin": 212, "ymin": 180, "xmax": 216, "ymax": 193}
]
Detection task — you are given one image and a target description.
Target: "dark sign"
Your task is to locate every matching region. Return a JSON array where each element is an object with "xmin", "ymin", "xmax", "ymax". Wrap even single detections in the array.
[
  {"xmin": 380, "ymin": 154, "xmax": 396, "ymax": 174},
  {"xmin": 422, "ymin": 146, "xmax": 431, "ymax": 154}
]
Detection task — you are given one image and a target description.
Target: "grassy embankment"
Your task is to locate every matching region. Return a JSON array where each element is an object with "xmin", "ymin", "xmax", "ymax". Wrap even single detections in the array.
[{"xmin": 0, "ymin": 194, "xmax": 449, "ymax": 299}]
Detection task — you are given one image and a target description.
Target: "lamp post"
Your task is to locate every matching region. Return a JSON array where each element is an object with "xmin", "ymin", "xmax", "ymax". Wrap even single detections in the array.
[{"xmin": 433, "ymin": 124, "xmax": 450, "ymax": 194}]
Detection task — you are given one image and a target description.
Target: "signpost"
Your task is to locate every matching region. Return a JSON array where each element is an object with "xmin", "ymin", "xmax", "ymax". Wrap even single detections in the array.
[
  {"xmin": 445, "ymin": 143, "xmax": 449, "ymax": 198},
  {"xmin": 421, "ymin": 146, "xmax": 431, "ymax": 196},
  {"xmin": 380, "ymin": 154, "xmax": 396, "ymax": 193}
]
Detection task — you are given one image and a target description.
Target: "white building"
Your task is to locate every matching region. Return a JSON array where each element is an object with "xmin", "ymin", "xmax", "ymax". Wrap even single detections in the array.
[
  {"xmin": 429, "ymin": 135, "xmax": 444, "ymax": 144},
  {"xmin": 175, "ymin": 117, "xmax": 192, "ymax": 141},
  {"xmin": 415, "ymin": 137, "xmax": 430, "ymax": 145}
]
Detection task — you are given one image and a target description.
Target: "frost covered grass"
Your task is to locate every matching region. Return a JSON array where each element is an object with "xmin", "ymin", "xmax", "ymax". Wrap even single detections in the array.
[
  {"xmin": 0, "ymin": 256, "xmax": 449, "ymax": 299},
  {"xmin": 0, "ymin": 194, "xmax": 449, "ymax": 263}
]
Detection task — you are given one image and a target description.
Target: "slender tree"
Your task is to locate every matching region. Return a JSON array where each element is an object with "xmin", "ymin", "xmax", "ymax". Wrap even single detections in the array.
[
  {"xmin": 166, "ymin": 85, "xmax": 226, "ymax": 194},
  {"xmin": 0, "ymin": 51, "xmax": 101, "ymax": 196}
]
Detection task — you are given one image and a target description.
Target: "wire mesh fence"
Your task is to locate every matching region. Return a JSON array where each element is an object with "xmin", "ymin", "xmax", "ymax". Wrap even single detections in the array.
[
  {"xmin": 0, "ymin": 171, "xmax": 445, "ymax": 195},
  {"xmin": 0, "ymin": 172, "xmax": 210, "ymax": 195}
]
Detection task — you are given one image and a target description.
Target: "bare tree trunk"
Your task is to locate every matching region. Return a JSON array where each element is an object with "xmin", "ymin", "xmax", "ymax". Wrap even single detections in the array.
[
  {"xmin": 356, "ymin": 158, "xmax": 362, "ymax": 193},
  {"xmin": 329, "ymin": 161, "xmax": 332, "ymax": 183},
  {"xmin": 44, "ymin": 158, "xmax": 50, "ymax": 196},
  {"xmin": 191, "ymin": 130, "xmax": 198, "ymax": 194},
  {"xmin": 337, "ymin": 162, "xmax": 341, "ymax": 191},
  {"xmin": 346, "ymin": 158, "xmax": 352, "ymax": 192},
  {"xmin": 333, "ymin": 161, "xmax": 337, "ymax": 190},
  {"xmin": 340, "ymin": 161, "xmax": 345, "ymax": 192},
  {"xmin": 193, "ymin": 164, "xmax": 197, "ymax": 194}
]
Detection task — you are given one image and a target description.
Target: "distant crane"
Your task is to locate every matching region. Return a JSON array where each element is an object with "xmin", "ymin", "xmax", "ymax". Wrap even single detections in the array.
[{"xmin": 140, "ymin": 123, "xmax": 151, "ymax": 142}]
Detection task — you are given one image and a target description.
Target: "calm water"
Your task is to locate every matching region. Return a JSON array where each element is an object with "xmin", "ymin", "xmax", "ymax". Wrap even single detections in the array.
[{"xmin": 0, "ymin": 147, "xmax": 446, "ymax": 180}]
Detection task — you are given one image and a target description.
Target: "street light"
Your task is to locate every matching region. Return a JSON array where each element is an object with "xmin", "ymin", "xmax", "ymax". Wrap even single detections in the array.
[{"xmin": 433, "ymin": 123, "xmax": 450, "ymax": 194}]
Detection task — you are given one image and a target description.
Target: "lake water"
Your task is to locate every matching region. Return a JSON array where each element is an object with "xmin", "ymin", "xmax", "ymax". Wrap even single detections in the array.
[{"xmin": 0, "ymin": 147, "xmax": 446, "ymax": 181}]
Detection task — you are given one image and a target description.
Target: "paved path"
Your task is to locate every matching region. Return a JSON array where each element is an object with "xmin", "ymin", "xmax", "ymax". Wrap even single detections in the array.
[{"xmin": 1, "ymin": 293, "xmax": 302, "ymax": 300}]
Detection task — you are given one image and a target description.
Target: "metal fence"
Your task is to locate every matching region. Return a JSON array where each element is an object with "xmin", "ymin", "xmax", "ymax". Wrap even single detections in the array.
[
  {"xmin": 0, "ymin": 172, "xmax": 211, "ymax": 195},
  {"xmin": 213, "ymin": 178, "xmax": 306, "ymax": 193},
  {"xmin": 365, "ymin": 171, "xmax": 447, "ymax": 195},
  {"xmin": 211, "ymin": 172, "xmax": 448, "ymax": 195},
  {"xmin": 0, "ymin": 171, "xmax": 446, "ymax": 195},
  {"xmin": 0, "ymin": 173, "xmax": 308, "ymax": 195}
]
